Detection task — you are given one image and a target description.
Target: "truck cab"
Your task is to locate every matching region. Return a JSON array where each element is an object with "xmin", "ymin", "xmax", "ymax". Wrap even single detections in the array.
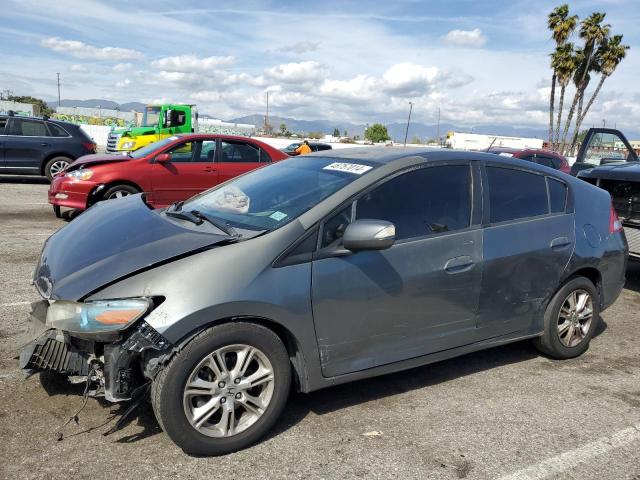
[{"xmin": 106, "ymin": 104, "xmax": 197, "ymax": 154}]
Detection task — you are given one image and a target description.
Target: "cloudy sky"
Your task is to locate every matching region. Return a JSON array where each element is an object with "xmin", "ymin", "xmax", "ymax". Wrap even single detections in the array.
[{"xmin": 1, "ymin": 0, "xmax": 638, "ymax": 132}]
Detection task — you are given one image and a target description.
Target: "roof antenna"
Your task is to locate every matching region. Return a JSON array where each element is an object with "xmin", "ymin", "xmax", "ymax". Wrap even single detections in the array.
[{"xmin": 485, "ymin": 137, "xmax": 497, "ymax": 152}]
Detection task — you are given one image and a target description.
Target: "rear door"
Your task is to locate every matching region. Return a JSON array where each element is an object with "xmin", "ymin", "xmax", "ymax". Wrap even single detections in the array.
[
  {"xmin": 477, "ymin": 164, "xmax": 574, "ymax": 338},
  {"xmin": 4, "ymin": 117, "xmax": 52, "ymax": 171},
  {"xmin": 150, "ymin": 139, "xmax": 216, "ymax": 206},
  {"xmin": 215, "ymin": 139, "xmax": 271, "ymax": 184}
]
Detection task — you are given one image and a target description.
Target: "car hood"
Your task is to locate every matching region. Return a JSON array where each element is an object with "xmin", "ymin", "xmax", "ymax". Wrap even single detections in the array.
[
  {"xmin": 34, "ymin": 195, "xmax": 231, "ymax": 301},
  {"xmin": 578, "ymin": 161, "xmax": 640, "ymax": 181},
  {"xmin": 66, "ymin": 154, "xmax": 132, "ymax": 172}
]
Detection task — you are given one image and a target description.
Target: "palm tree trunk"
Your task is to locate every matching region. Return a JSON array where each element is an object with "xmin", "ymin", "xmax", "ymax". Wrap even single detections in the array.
[
  {"xmin": 578, "ymin": 74, "xmax": 607, "ymax": 126},
  {"xmin": 560, "ymin": 87, "xmax": 582, "ymax": 155},
  {"xmin": 554, "ymin": 85, "xmax": 566, "ymax": 150},
  {"xmin": 549, "ymin": 73, "xmax": 556, "ymax": 145}
]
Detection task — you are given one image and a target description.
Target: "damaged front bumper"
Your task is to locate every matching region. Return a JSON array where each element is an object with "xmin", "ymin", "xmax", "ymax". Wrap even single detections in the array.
[{"xmin": 19, "ymin": 300, "xmax": 171, "ymax": 402}]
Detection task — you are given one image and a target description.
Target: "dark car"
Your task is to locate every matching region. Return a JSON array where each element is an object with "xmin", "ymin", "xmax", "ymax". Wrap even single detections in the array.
[
  {"xmin": 281, "ymin": 141, "xmax": 333, "ymax": 156},
  {"xmin": 489, "ymin": 147, "xmax": 570, "ymax": 174},
  {"xmin": 20, "ymin": 148, "xmax": 627, "ymax": 455},
  {"xmin": 0, "ymin": 113, "xmax": 97, "ymax": 180},
  {"xmin": 48, "ymin": 134, "xmax": 288, "ymax": 217},
  {"xmin": 574, "ymin": 128, "xmax": 639, "ymax": 259}
]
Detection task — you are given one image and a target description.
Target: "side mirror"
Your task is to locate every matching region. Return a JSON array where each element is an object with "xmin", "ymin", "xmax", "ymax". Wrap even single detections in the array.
[
  {"xmin": 164, "ymin": 109, "xmax": 172, "ymax": 128},
  {"xmin": 342, "ymin": 219, "xmax": 395, "ymax": 251},
  {"xmin": 156, "ymin": 153, "xmax": 172, "ymax": 163}
]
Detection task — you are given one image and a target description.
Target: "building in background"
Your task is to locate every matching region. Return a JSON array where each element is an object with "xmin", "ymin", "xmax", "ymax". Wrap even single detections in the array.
[{"xmin": 445, "ymin": 132, "xmax": 544, "ymax": 151}]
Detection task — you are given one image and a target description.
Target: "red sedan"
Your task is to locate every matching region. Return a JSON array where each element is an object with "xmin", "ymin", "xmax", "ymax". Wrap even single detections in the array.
[
  {"xmin": 49, "ymin": 134, "xmax": 288, "ymax": 216},
  {"xmin": 488, "ymin": 147, "xmax": 571, "ymax": 174}
]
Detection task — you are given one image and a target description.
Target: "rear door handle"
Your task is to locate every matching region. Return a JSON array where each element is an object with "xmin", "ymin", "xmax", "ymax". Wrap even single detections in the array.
[
  {"xmin": 550, "ymin": 236, "xmax": 571, "ymax": 249},
  {"xmin": 204, "ymin": 167, "xmax": 216, "ymax": 172},
  {"xmin": 444, "ymin": 255, "xmax": 474, "ymax": 274},
  {"xmin": 41, "ymin": 143, "xmax": 50, "ymax": 147}
]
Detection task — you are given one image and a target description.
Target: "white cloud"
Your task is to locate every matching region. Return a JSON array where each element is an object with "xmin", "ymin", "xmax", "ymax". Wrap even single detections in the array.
[
  {"xmin": 265, "ymin": 61, "xmax": 326, "ymax": 84},
  {"xmin": 442, "ymin": 28, "xmax": 487, "ymax": 47},
  {"xmin": 70, "ymin": 64, "xmax": 87, "ymax": 72},
  {"xmin": 114, "ymin": 62, "xmax": 132, "ymax": 72},
  {"xmin": 276, "ymin": 41, "xmax": 320, "ymax": 54},
  {"xmin": 41, "ymin": 37, "xmax": 144, "ymax": 61},
  {"xmin": 381, "ymin": 63, "xmax": 439, "ymax": 95},
  {"xmin": 151, "ymin": 54, "xmax": 235, "ymax": 73},
  {"xmin": 115, "ymin": 78, "xmax": 131, "ymax": 88}
]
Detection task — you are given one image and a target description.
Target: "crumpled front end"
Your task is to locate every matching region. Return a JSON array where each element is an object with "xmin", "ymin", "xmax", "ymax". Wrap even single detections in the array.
[{"xmin": 19, "ymin": 299, "xmax": 173, "ymax": 402}]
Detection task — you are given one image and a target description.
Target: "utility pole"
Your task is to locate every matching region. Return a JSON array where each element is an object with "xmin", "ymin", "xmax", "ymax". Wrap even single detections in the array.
[
  {"xmin": 264, "ymin": 92, "xmax": 269, "ymax": 134},
  {"xmin": 56, "ymin": 73, "xmax": 61, "ymax": 107},
  {"xmin": 403, "ymin": 101, "xmax": 413, "ymax": 146},
  {"xmin": 436, "ymin": 106, "xmax": 441, "ymax": 145}
]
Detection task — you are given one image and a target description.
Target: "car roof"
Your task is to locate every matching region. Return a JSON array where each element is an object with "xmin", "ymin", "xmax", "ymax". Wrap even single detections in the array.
[
  {"xmin": 0, "ymin": 113, "xmax": 77, "ymax": 128},
  {"xmin": 311, "ymin": 147, "xmax": 504, "ymax": 165}
]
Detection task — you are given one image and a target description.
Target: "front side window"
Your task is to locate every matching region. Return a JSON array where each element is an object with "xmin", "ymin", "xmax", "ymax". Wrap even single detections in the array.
[
  {"xmin": 0, "ymin": 117, "xmax": 7, "ymax": 133},
  {"xmin": 183, "ymin": 157, "xmax": 375, "ymax": 232},
  {"xmin": 487, "ymin": 167, "xmax": 548, "ymax": 223},
  {"xmin": 167, "ymin": 141, "xmax": 197, "ymax": 163},
  {"xmin": 583, "ymin": 132, "xmax": 633, "ymax": 165},
  {"xmin": 9, "ymin": 118, "xmax": 49, "ymax": 136},
  {"xmin": 355, "ymin": 165, "xmax": 471, "ymax": 241}
]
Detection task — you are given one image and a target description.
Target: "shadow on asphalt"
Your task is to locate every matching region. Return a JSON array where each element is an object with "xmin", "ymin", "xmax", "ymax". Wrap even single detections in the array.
[
  {"xmin": 624, "ymin": 261, "xmax": 640, "ymax": 294},
  {"xmin": 0, "ymin": 175, "xmax": 49, "ymax": 185}
]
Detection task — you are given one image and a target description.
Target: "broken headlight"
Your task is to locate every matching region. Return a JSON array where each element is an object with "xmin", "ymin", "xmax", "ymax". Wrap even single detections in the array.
[{"xmin": 46, "ymin": 298, "xmax": 150, "ymax": 335}]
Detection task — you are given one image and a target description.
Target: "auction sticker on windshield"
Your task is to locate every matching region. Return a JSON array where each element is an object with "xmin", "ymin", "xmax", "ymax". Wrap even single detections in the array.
[{"xmin": 323, "ymin": 162, "xmax": 373, "ymax": 175}]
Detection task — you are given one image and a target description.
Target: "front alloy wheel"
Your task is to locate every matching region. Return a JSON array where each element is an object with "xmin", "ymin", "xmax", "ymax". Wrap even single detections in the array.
[
  {"xmin": 183, "ymin": 344, "xmax": 275, "ymax": 437},
  {"xmin": 152, "ymin": 322, "xmax": 291, "ymax": 456}
]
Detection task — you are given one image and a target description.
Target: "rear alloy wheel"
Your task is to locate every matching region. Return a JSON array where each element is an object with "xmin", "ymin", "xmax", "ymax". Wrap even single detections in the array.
[
  {"xmin": 533, "ymin": 277, "xmax": 600, "ymax": 359},
  {"xmin": 44, "ymin": 156, "xmax": 72, "ymax": 181},
  {"xmin": 102, "ymin": 184, "xmax": 140, "ymax": 200},
  {"xmin": 152, "ymin": 323, "xmax": 291, "ymax": 456}
]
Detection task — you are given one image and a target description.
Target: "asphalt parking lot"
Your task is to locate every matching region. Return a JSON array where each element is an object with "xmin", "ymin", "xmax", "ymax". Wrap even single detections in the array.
[{"xmin": 0, "ymin": 176, "xmax": 639, "ymax": 480}]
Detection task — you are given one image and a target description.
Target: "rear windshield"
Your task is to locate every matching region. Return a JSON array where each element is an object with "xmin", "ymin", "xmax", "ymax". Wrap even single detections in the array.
[{"xmin": 182, "ymin": 157, "xmax": 377, "ymax": 231}]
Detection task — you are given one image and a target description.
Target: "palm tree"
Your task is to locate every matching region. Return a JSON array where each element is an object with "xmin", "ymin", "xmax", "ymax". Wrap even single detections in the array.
[
  {"xmin": 551, "ymin": 43, "xmax": 576, "ymax": 149},
  {"xmin": 574, "ymin": 34, "xmax": 629, "ymax": 138},
  {"xmin": 560, "ymin": 12, "xmax": 610, "ymax": 154},
  {"xmin": 547, "ymin": 5, "xmax": 578, "ymax": 146}
]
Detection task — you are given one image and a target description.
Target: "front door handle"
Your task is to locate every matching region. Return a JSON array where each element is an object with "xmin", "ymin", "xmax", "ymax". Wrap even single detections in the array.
[
  {"xmin": 41, "ymin": 143, "xmax": 50, "ymax": 147},
  {"xmin": 550, "ymin": 236, "xmax": 571, "ymax": 249},
  {"xmin": 444, "ymin": 255, "xmax": 474, "ymax": 274},
  {"xmin": 204, "ymin": 167, "xmax": 216, "ymax": 172}
]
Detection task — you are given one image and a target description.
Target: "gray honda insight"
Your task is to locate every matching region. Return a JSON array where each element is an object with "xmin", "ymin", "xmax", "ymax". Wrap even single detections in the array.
[{"xmin": 20, "ymin": 149, "xmax": 627, "ymax": 455}]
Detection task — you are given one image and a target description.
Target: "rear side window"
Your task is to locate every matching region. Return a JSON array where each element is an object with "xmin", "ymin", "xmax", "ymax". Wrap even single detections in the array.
[
  {"xmin": 9, "ymin": 118, "xmax": 49, "ymax": 136},
  {"xmin": 355, "ymin": 165, "xmax": 471, "ymax": 240},
  {"xmin": 548, "ymin": 178, "xmax": 568, "ymax": 213},
  {"xmin": 486, "ymin": 167, "xmax": 548, "ymax": 223},
  {"xmin": 220, "ymin": 141, "xmax": 266, "ymax": 163},
  {"xmin": 535, "ymin": 156, "xmax": 555, "ymax": 168},
  {"xmin": 47, "ymin": 122, "xmax": 70, "ymax": 137},
  {"xmin": 0, "ymin": 117, "xmax": 7, "ymax": 133}
]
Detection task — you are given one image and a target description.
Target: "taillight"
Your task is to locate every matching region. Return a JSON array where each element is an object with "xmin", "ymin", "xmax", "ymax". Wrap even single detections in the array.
[
  {"xmin": 82, "ymin": 142, "xmax": 96, "ymax": 153},
  {"xmin": 609, "ymin": 205, "xmax": 623, "ymax": 233}
]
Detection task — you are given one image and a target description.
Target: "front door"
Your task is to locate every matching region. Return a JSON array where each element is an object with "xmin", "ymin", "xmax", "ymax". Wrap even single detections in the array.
[
  {"xmin": 571, "ymin": 128, "xmax": 638, "ymax": 175},
  {"xmin": 215, "ymin": 140, "xmax": 270, "ymax": 184},
  {"xmin": 477, "ymin": 165, "xmax": 574, "ymax": 338},
  {"xmin": 0, "ymin": 117, "xmax": 7, "ymax": 168},
  {"xmin": 150, "ymin": 139, "xmax": 216, "ymax": 206},
  {"xmin": 311, "ymin": 163, "xmax": 482, "ymax": 377}
]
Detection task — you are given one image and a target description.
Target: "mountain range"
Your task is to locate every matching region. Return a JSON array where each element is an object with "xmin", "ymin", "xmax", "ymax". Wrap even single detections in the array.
[{"xmin": 50, "ymin": 99, "xmax": 554, "ymax": 141}]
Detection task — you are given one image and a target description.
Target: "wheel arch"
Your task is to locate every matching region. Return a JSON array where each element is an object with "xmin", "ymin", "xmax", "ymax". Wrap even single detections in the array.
[
  {"xmin": 170, "ymin": 315, "xmax": 310, "ymax": 393},
  {"xmin": 562, "ymin": 266, "xmax": 603, "ymax": 307},
  {"xmin": 41, "ymin": 152, "xmax": 75, "ymax": 175},
  {"xmin": 90, "ymin": 179, "xmax": 144, "ymax": 203}
]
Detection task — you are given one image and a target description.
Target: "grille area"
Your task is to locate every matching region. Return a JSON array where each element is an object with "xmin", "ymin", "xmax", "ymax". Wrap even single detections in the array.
[
  {"xmin": 624, "ymin": 226, "xmax": 640, "ymax": 257},
  {"xmin": 22, "ymin": 337, "xmax": 91, "ymax": 376},
  {"xmin": 106, "ymin": 131, "xmax": 121, "ymax": 153}
]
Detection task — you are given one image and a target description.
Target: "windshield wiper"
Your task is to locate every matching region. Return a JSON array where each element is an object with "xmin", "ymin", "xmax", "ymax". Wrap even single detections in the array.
[
  {"xmin": 190, "ymin": 210, "xmax": 240, "ymax": 238},
  {"xmin": 166, "ymin": 200, "xmax": 184, "ymax": 212},
  {"xmin": 165, "ymin": 209, "xmax": 240, "ymax": 238}
]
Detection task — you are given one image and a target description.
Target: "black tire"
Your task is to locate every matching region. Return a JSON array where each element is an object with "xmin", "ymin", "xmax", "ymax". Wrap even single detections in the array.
[
  {"xmin": 102, "ymin": 184, "xmax": 139, "ymax": 200},
  {"xmin": 44, "ymin": 156, "xmax": 72, "ymax": 181},
  {"xmin": 53, "ymin": 205, "xmax": 62, "ymax": 218},
  {"xmin": 152, "ymin": 322, "xmax": 291, "ymax": 456},
  {"xmin": 533, "ymin": 276, "xmax": 600, "ymax": 359}
]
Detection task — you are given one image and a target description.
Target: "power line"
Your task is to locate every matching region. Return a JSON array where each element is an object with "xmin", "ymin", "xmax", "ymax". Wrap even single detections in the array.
[{"xmin": 56, "ymin": 73, "xmax": 61, "ymax": 107}]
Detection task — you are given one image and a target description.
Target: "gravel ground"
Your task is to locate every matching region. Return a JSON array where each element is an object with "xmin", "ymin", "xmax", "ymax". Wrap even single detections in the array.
[{"xmin": 1, "ymin": 175, "xmax": 639, "ymax": 480}]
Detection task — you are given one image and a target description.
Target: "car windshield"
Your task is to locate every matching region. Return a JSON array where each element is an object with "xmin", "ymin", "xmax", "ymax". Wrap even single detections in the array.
[
  {"xmin": 285, "ymin": 143, "xmax": 300, "ymax": 150},
  {"xmin": 141, "ymin": 106, "xmax": 161, "ymax": 127},
  {"xmin": 181, "ymin": 157, "xmax": 376, "ymax": 232},
  {"xmin": 129, "ymin": 136, "xmax": 180, "ymax": 159}
]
